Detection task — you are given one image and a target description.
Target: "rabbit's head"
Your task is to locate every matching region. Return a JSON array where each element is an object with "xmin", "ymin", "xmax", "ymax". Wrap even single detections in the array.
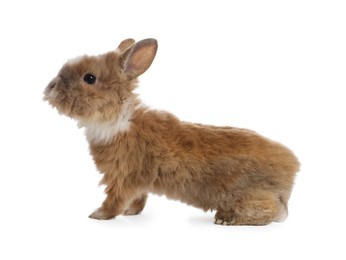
[{"xmin": 44, "ymin": 38, "xmax": 157, "ymax": 123}]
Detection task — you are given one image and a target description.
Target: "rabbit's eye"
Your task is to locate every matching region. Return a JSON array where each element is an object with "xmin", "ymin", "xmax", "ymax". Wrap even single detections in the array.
[{"xmin": 83, "ymin": 73, "xmax": 96, "ymax": 84}]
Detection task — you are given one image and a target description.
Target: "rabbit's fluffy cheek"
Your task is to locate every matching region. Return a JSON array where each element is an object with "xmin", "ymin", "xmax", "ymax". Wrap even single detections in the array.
[{"xmin": 45, "ymin": 81, "xmax": 122, "ymax": 122}]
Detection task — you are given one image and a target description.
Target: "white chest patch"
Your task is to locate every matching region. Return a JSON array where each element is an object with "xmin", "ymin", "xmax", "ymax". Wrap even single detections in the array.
[{"xmin": 78, "ymin": 99, "xmax": 135, "ymax": 144}]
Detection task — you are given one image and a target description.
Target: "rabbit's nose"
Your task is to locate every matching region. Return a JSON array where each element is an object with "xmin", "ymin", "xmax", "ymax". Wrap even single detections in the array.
[
  {"xmin": 46, "ymin": 78, "xmax": 57, "ymax": 92},
  {"xmin": 48, "ymin": 81, "xmax": 56, "ymax": 90}
]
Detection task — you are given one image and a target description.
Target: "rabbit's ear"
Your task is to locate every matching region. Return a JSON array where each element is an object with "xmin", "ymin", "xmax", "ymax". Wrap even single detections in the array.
[
  {"xmin": 117, "ymin": 38, "xmax": 135, "ymax": 52},
  {"xmin": 120, "ymin": 38, "xmax": 158, "ymax": 80}
]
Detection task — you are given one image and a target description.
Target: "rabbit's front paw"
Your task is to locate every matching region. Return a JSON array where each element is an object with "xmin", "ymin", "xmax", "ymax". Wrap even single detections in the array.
[
  {"xmin": 89, "ymin": 208, "xmax": 116, "ymax": 220},
  {"xmin": 214, "ymin": 218, "xmax": 234, "ymax": 226},
  {"xmin": 214, "ymin": 209, "xmax": 236, "ymax": 226}
]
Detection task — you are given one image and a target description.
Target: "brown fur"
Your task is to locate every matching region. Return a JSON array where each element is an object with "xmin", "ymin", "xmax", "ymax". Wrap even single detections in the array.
[{"xmin": 44, "ymin": 38, "xmax": 300, "ymax": 225}]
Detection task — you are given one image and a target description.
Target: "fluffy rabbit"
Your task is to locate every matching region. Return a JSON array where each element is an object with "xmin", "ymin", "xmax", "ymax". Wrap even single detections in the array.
[{"xmin": 44, "ymin": 38, "xmax": 300, "ymax": 225}]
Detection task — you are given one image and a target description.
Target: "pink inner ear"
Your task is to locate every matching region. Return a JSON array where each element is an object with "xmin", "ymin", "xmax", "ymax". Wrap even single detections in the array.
[{"xmin": 124, "ymin": 39, "xmax": 158, "ymax": 78}]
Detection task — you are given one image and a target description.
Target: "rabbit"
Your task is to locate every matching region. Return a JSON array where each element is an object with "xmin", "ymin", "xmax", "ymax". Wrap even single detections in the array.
[{"xmin": 43, "ymin": 38, "xmax": 300, "ymax": 225}]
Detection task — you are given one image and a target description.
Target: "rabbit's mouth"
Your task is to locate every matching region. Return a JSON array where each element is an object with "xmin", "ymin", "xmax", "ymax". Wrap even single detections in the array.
[{"xmin": 44, "ymin": 82, "xmax": 74, "ymax": 118}]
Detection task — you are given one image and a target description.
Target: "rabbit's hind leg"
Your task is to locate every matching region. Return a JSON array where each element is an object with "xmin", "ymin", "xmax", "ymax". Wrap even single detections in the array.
[{"xmin": 214, "ymin": 189, "xmax": 284, "ymax": 226}]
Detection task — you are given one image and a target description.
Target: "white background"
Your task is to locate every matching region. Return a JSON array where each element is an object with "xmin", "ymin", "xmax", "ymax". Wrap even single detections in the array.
[{"xmin": 1, "ymin": 0, "xmax": 345, "ymax": 259}]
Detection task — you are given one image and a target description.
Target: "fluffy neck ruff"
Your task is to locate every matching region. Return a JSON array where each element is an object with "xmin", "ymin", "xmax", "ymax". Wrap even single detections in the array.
[{"xmin": 78, "ymin": 98, "xmax": 138, "ymax": 144}]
